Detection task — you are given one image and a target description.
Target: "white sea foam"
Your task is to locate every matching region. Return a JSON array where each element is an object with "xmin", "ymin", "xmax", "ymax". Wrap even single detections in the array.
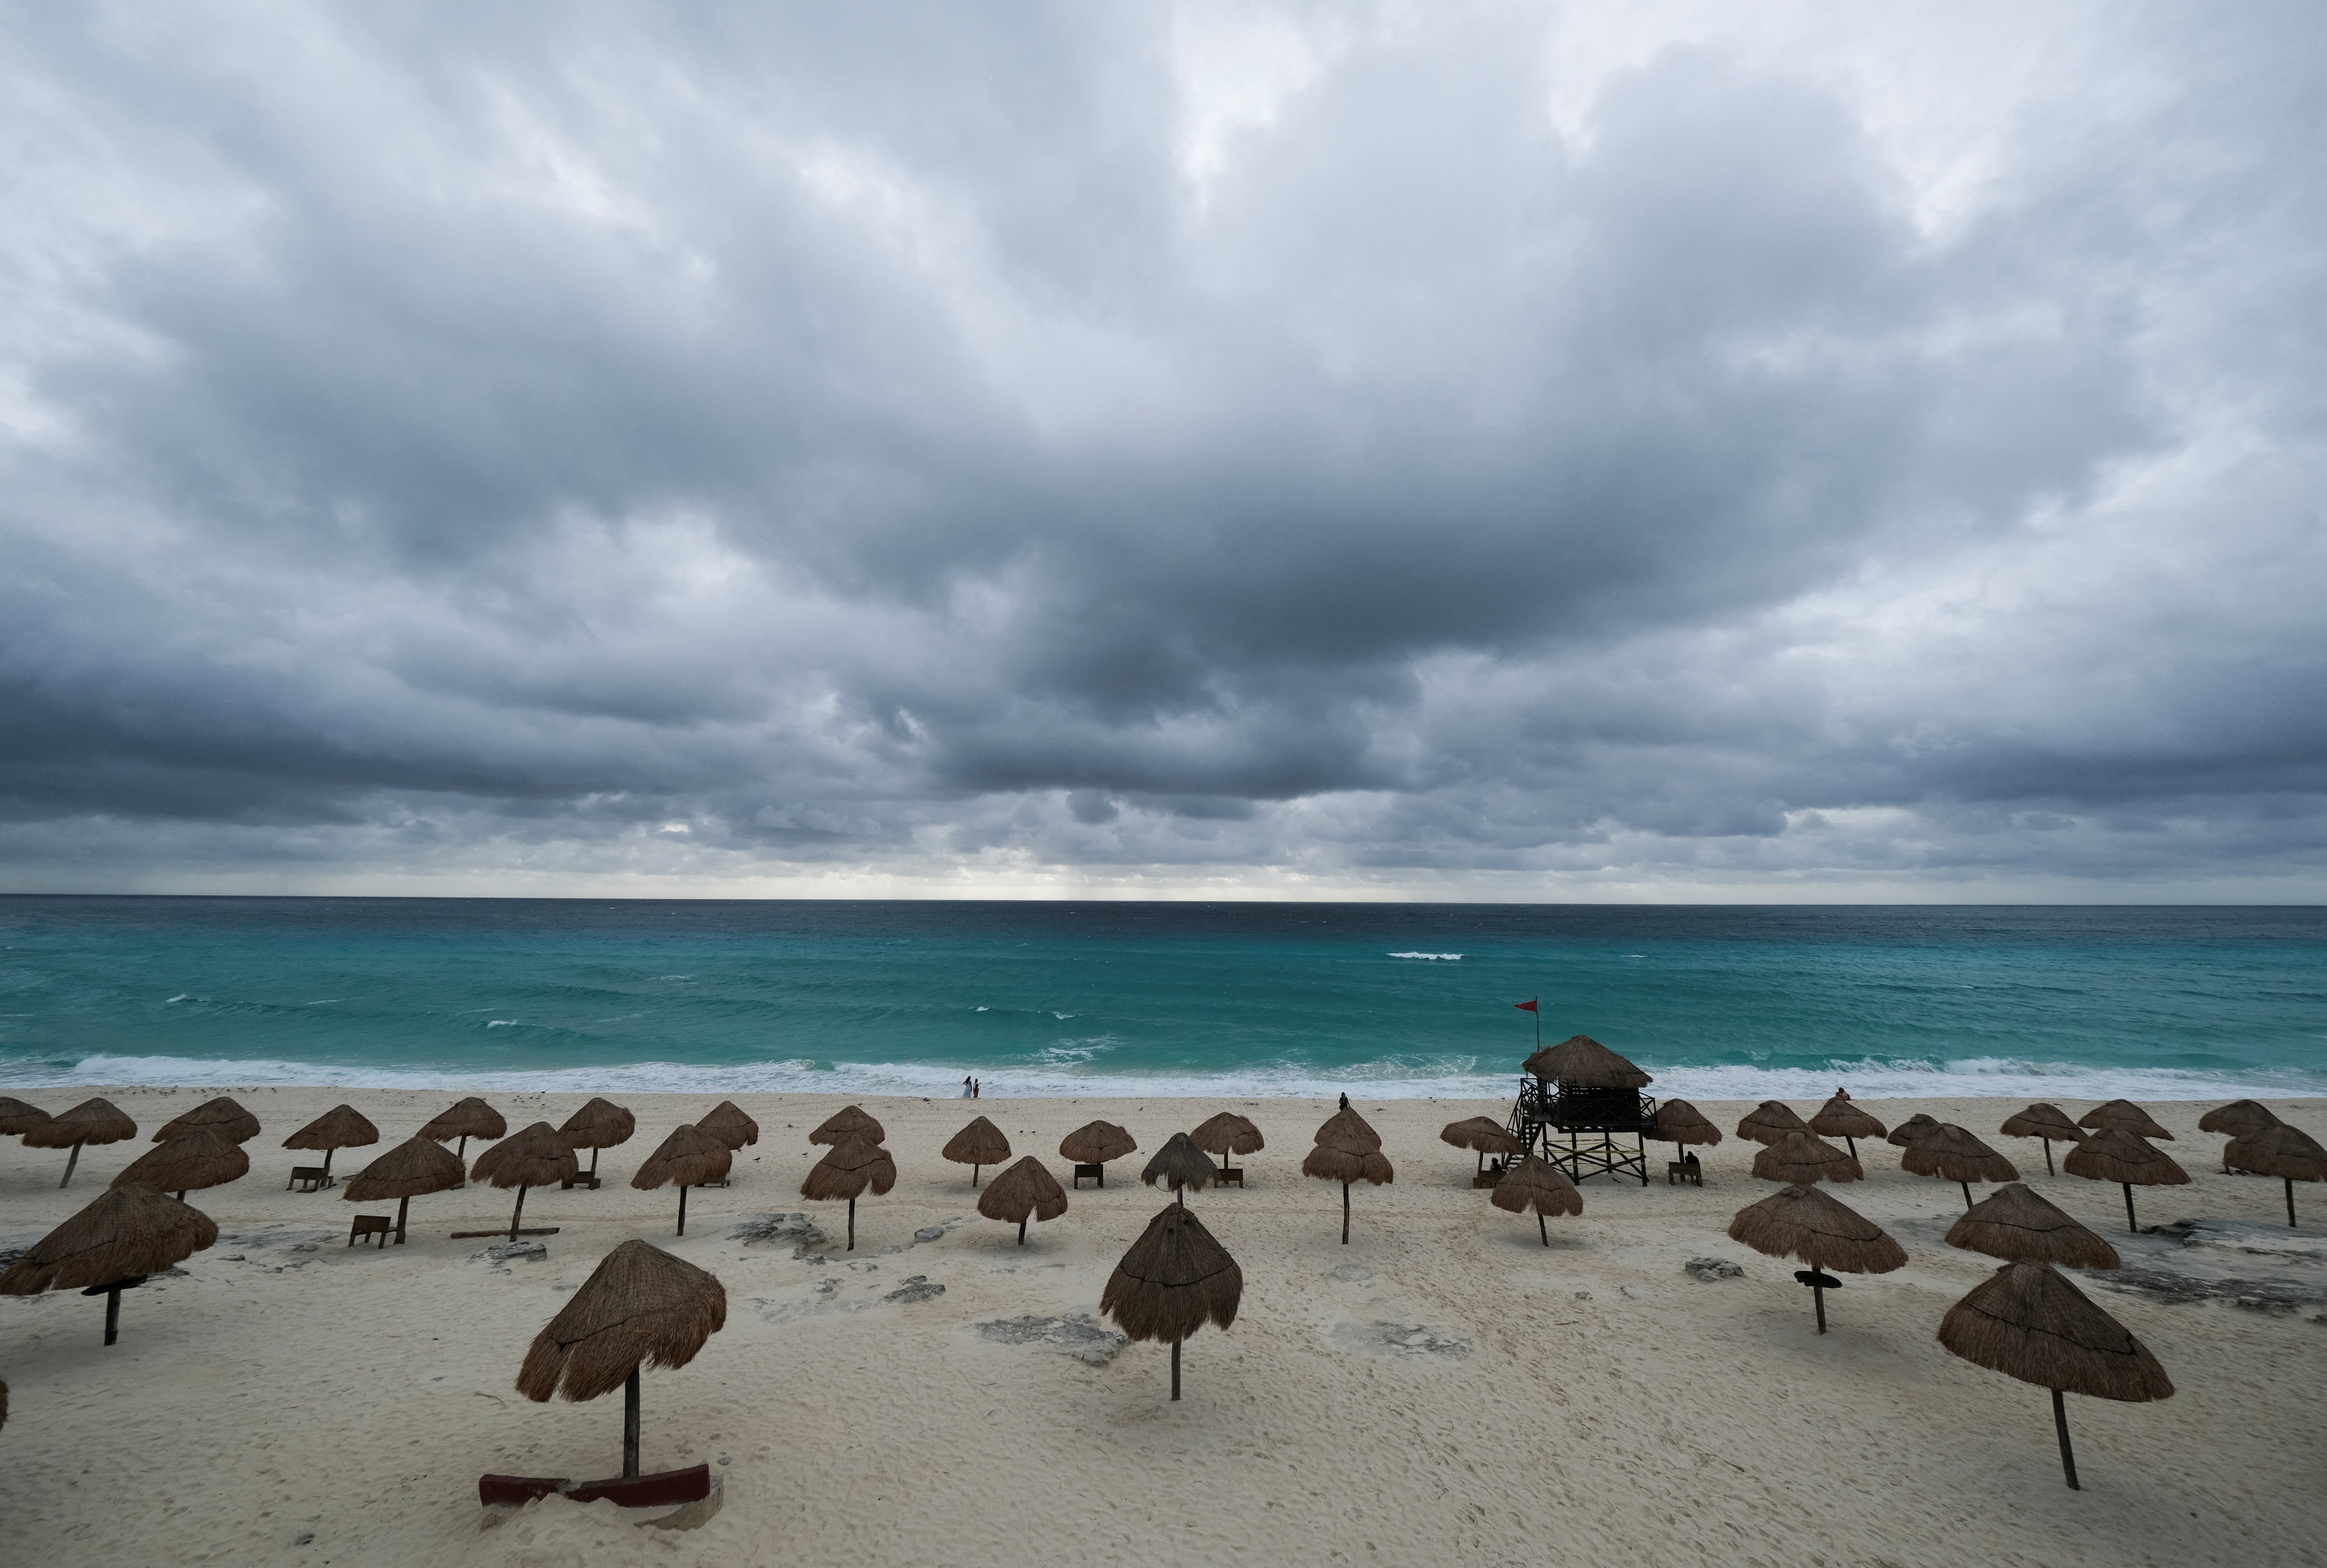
[
  {"xmin": 1388, "ymin": 952, "xmax": 1463, "ymax": 961},
  {"xmin": 7, "ymin": 1050, "xmax": 2320, "ymax": 1103}
]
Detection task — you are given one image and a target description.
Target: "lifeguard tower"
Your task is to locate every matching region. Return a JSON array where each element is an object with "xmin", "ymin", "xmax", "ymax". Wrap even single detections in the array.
[{"xmin": 1505, "ymin": 1034, "xmax": 1658, "ymax": 1186}]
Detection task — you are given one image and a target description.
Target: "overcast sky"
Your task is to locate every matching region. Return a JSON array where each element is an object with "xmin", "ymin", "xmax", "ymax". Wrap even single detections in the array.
[{"xmin": 2, "ymin": 1, "xmax": 2323, "ymax": 900}]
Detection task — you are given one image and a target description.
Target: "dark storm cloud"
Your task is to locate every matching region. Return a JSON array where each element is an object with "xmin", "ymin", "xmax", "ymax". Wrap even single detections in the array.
[{"xmin": 2, "ymin": 1, "xmax": 2324, "ymax": 893}]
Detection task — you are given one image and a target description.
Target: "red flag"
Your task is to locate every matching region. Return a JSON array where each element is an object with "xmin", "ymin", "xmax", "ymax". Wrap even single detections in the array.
[{"xmin": 1514, "ymin": 999, "xmax": 1538, "ymax": 1012}]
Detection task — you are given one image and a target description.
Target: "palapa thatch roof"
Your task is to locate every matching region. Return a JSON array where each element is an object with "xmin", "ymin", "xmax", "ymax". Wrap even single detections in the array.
[
  {"xmin": 1652, "ymin": 1099, "xmax": 1722, "ymax": 1147},
  {"xmin": 1886, "ymin": 1113, "xmax": 1944, "ymax": 1148},
  {"xmin": 697, "ymin": 1101, "xmax": 759, "ymax": 1151},
  {"xmin": 1727, "ymin": 1184, "xmax": 1907, "ymax": 1275},
  {"xmin": 1490, "ymin": 1155, "xmax": 1582, "ymax": 1218},
  {"xmin": 2064, "ymin": 1127, "xmax": 2189, "ymax": 1187},
  {"xmin": 809, "ymin": 1105, "xmax": 884, "ymax": 1146},
  {"xmin": 977, "ymin": 1157, "xmax": 1069, "ymax": 1225},
  {"xmin": 630, "ymin": 1125, "xmax": 733, "ymax": 1191},
  {"xmin": 419, "ymin": 1097, "xmax": 506, "ymax": 1144},
  {"xmin": 343, "ymin": 1136, "xmax": 466, "ymax": 1201},
  {"xmin": 1522, "ymin": 1035, "xmax": 1652, "ymax": 1088},
  {"xmin": 1809, "ymin": 1097, "xmax": 1887, "ymax": 1141},
  {"xmin": 472, "ymin": 1122, "xmax": 581, "ymax": 1189},
  {"xmin": 1439, "ymin": 1116, "xmax": 1523, "ymax": 1155},
  {"xmin": 1101, "ymin": 1201, "xmax": 1242, "ymax": 1344},
  {"xmin": 1900, "ymin": 1124, "xmax": 2019, "ymax": 1184},
  {"xmin": 283, "ymin": 1104, "xmax": 379, "ymax": 1153},
  {"xmin": 1190, "ymin": 1111, "xmax": 1264, "ymax": 1158},
  {"xmin": 1946, "ymin": 1183, "xmax": 2121, "ymax": 1270},
  {"xmin": 1750, "ymin": 1130, "xmax": 1864, "ymax": 1185},
  {"xmin": 558, "ymin": 1097, "xmax": 637, "ymax": 1151},
  {"xmin": 942, "ymin": 1115, "xmax": 1011, "ymax": 1167},
  {"xmin": 2198, "ymin": 1099, "xmax": 2281, "ymax": 1138},
  {"xmin": 1312, "ymin": 1105, "xmax": 1382, "ymax": 1150},
  {"xmin": 0, "ymin": 1184, "xmax": 218, "ymax": 1294},
  {"xmin": 1735, "ymin": 1101, "xmax": 1810, "ymax": 1145},
  {"xmin": 111, "ymin": 1128, "xmax": 249, "ymax": 1194},
  {"xmin": 1999, "ymin": 1104, "xmax": 2086, "ymax": 1143},
  {"xmin": 515, "ymin": 1239, "xmax": 726, "ymax": 1404},
  {"xmin": 22, "ymin": 1097, "xmax": 136, "ymax": 1149},
  {"xmin": 800, "ymin": 1134, "xmax": 896, "ymax": 1201},
  {"xmin": 2077, "ymin": 1099, "xmax": 2172, "ymax": 1140},
  {"xmin": 2224, "ymin": 1122, "xmax": 2327, "ymax": 1182},
  {"xmin": 1142, "ymin": 1132, "xmax": 1219, "ymax": 1193},
  {"xmin": 154, "ymin": 1096, "xmax": 261, "ymax": 1145},
  {"xmin": 1059, "ymin": 1120, "xmax": 1138, "ymax": 1164},
  {"xmin": 0, "ymin": 1096, "xmax": 48, "ymax": 1136},
  {"xmin": 1937, "ymin": 1261, "xmax": 2172, "ymax": 1401}
]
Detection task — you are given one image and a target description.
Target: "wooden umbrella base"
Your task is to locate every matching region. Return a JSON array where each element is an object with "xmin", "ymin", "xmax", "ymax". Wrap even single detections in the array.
[
  {"xmin": 480, "ymin": 1467, "xmax": 721, "ymax": 1531},
  {"xmin": 449, "ymin": 1226, "xmax": 560, "ymax": 1239}
]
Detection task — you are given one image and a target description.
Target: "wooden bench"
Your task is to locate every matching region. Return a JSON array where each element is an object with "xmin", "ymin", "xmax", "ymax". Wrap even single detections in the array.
[
  {"xmin": 480, "ymin": 1462, "xmax": 711, "ymax": 1509},
  {"xmin": 287, "ymin": 1166, "xmax": 330, "ymax": 1192},
  {"xmin": 560, "ymin": 1173, "xmax": 601, "ymax": 1191},
  {"xmin": 1667, "ymin": 1159, "xmax": 1702, "ymax": 1186},
  {"xmin": 1216, "ymin": 1167, "xmax": 1244, "ymax": 1187},
  {"xmin": 1071, "ymin": 1163, "xmax": 1106, "ymax": 1189},
  {"xmin": 349, "ymin": 1215, "xmax": 394, "ymax": 1248}
]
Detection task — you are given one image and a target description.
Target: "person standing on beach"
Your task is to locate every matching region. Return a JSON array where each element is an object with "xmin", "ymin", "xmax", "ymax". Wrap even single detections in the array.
[
  {"xmin": 972, "ymin": 1078, "xmax": 981, "ymax": 1098},
  {"xmin": 962, "ymin": 1077, "xmax": 974, "ymax": 1098}
]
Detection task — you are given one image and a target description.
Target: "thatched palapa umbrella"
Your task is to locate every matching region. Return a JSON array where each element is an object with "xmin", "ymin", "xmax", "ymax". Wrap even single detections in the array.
[
  {"xmin": 1491, "ymin": 1155, "xmax": 1581, "ymax": 1245},
  {"xmin": 1808, "ymin": 1096, "xmax": 1886, "ymax": 1161},
  {"xmin": 2199, "ymin": 1099, "xmax": 2279, "ymax": 1174},
  {"xmin": 419, "ymin": 1096, "xmax": 507, "ymax": 1162},
  {"xmin": 343, "ymin": 1136, "xmax": 466, "ymax": 1243},
  {"xmin": 1190, "ymin": 1111, "xmax": 1264, "ymax": 1179},
  {"xmin": 154, "ymin": 1096, "xmax": 262, "ymax": 1145},
  {"xmin": 1727, "ymin": 1184, "xmax": 1906, "ymax": 1333},
  {"xmin": 1900, "ymin": 1124, "xmax": 2018, "ymax": 1209},
  {"xmin": 631, "ymin": 1126, "xmax": 732, "ymax": 1236},
  {"xmin": 2063, "ymin": 1128, "xmax": 2188, "ymax": 1233},
  {"xmin": 978, "ymin": 1156, "xmax": 1069, "ymax": 1244},
  {"xmin": 470, "ymin": 1123, "xmax": 579, "ymax": 1241},
  {"xmin": 2078, "ymin": 1099, "xmax": 2172, "ymax": 1140},
  {"xmin": 801, "ymin": 1134, "xmax": 895, "ymax": 1251},
  {"xmin": 1750, "ymin": 1130, "xmax": 1863, "ymax": 1186},
  {"xmin": 1886, "ymin": 1113, "xmax": 1942, "ymax": 1148},
  {"xmin": 1735, "ymin": 1101, "xmax": 1810, "ymax": 1146},
  {"xmin": 697, "ymin": 1101, "xmax": 759, "ymax": 1152},
  {"xmin": 1101, "ymin": 1200, "xmax": 1242, "ymax": 1400},
  {"xmin": 1937, "ymin": 1261, "xmax": 2171, "ymax": 1489},
  {"xmin": 1946, "ymin": 1183, "xmax": 2120, "ymax": 1270},
  {"xmin": 0, "ymin": 1184, "xmax": 217, "ymax": 1345},
  {"xmin": 1141, "ymin": 1132, "xmax": 1217, "ymax": 1204},
  {"xmin": 1652, "ymin": 1099, "xmax": 1722, "ymax": 1167},
  {"xmin": 1302, "ymin": 1106, "xmax": 1392, "ymax": 1245},
  {"xmin": 1059, "ymin": 1120, "xmax": 1137, "ymax": 1183},
  {"xmin": 23, "ymin": 1097, "xmax": 137, "ymax": 1187},
  {"xmin": 1998, "ymin": 1103, "xmax": 2086, "ymax": 1175},
  {"xmin": 942, "ymin": 1115, "xmax": 1010, "ymax": 1186},
  {"xmin": 0, "ymin": 1096, "xmax": 49, "ymax": 1137},
  {"xmin": 1523, "ymin": 1035, "xmax": 1652, "ymax": 1087},
  {"xmin": 558, "ymin": 1098, "xmax": 637, "ymax": 1179},
  {"xmin": 2224, "ymin": 1122, "xmax": 2327, "ymax": 1227},
  {"xmin": 517, "ymin": 1239, "xmax": 726, "ymax": 1480},
  {"xmin": 283, "ymin": 1104, "xmax": 380, "ymax": 1186},
  {"xmin": 1439, "ymin": 1115, "xmax": 1524, "ymax": 1179},
  {"xmin": 112, "ymin": 1128, "xmax": 248, "ymax": 1201},
  {"xmin": 810, "ymin": 1105, "xmax": 884, "ymax": 1146}
]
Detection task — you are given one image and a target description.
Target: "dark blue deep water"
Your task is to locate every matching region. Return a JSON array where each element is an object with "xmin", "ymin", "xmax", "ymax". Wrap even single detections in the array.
[{"xmin": 0, "ymin": 898, "xmax": 2321, "ymax": 1098}]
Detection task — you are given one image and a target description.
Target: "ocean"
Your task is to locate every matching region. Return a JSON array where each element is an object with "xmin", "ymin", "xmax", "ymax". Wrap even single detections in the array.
[{"xmin": 0, "ymin": 898, "xmax": 2321, "ymax": 1102}]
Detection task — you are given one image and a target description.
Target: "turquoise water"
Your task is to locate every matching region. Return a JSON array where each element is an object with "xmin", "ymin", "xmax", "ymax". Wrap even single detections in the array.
[{"xmin": 0, "ymin": 898, "xmax": 2322, "ymax": 1100}]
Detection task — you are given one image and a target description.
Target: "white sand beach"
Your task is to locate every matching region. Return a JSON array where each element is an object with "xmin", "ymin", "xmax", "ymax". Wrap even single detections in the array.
[{"xmin": 2, "ymin": 1087, "xmax": 2322, "ymax": 1568}]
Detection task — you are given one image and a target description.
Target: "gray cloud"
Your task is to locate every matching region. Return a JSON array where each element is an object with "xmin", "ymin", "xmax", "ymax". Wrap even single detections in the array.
[{"xmin": 1, "ymin": 1, "xmax": 2324, "ymax": 895}]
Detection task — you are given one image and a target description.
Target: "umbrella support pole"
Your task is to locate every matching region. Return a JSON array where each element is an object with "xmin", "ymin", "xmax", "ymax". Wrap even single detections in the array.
[
  {"xmin": 2052, "ymin": 1388, "xmax": 2079, "ymax": 1489},
  {"xmin": 60, "ymin": 1143, "xmax": 81, "ymax": 1188},
  {"xmin": 1845, "ymin": 1137, "xmax": 1856, "ymax": 1161},
  {"xmin": 1960, "ymin": 1181, "xmax": 1973, "ymax": 1210},
  {"xmin": 2287, "ymin": 1177, "xmax": 2299, "ymax": 1228},
  {"xmin": 2043, "ymin": 1140, "xmax": 2054, "ymax": 1176},
  {"xmin": 1538, "ymin": 1212, "xmax": 1547, "ymax": 1246},
  {"xmin": 972, "ymin": 1164, "xmax": 981, "ymax": 1188},
  {"xmin": 457, "ymin": 1135, "xmax": 469, "ymax": 1163},
  {"xmin": 847, "ymin": 1197, "xmax": 856, "ymax": 1252},
  {"xmin": 510, "ymin": 1184, "xmax": 529, "ymax": 1242},
  {"xmin": 2121, "ymin": 1183, "xmax": 2138, "ymax": 1234},
  {"xmin": 1341, "ymin": 1181, "xmax": 1350, "ymax": 1245},
  {"xmin": 1170, "ymin": 1339, "xmax": 1181, "ymax": 1401},
  {"xmin": 322, "ymin": 1148, "xmax": 335, "ymax": 1185},
  {"xmin": 104, "ymin": 1283, "xmax": 122, "ymax": 1346},
  {"xmin": 396, "ymin": 1194, "xmax": 410, "ymax": 1244},
  {"xmin": 623, "ymin": 1369, "xmax": 642, "ymax": 1479},
  {"xmin": 590, "ymin": 1147, "xmax": 601, "ymax": 1178},
  {"xmin": 1812, "ymin": 1284, "xmax": 1827, "ymax": 1334},
  {"xmin": 677, "ymin": 1185, "xmax": 688, "ymax": 1237},
  {"xmin": 1016, "ymin": 1218, "xmax": 1027, "ymax": 1245}
]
